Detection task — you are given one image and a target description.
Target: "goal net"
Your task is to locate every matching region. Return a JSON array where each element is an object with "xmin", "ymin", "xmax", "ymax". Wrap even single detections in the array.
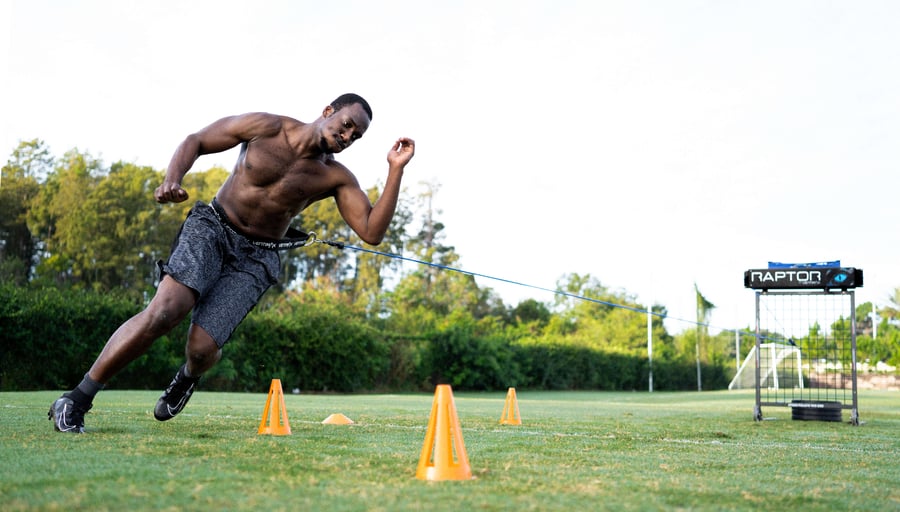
[{"xmin": 729, "ymin": 343, "xmax": 803, "ymax": 390}]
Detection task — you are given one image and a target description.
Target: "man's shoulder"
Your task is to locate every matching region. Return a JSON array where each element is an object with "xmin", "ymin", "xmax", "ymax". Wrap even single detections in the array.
[
  {"xmin": 236, "ymin": 112, "xmax": 308, "ymax": 132},
  {"xmin": 322, "ymin": 155, "xmax": 354, "ymax": 174},
  {"xmin": 274, "ymin": 113, "xmax": 304, "ymax": 127},
  {"xmin": 223, "ymin": 112, "xmax": 287, "ymax": 138}
]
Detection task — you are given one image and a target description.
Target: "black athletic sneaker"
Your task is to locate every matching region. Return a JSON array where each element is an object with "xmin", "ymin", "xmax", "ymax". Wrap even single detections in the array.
[
  {"xmin": 49, "ymin": 396, "xmax": 92, "ymax": 433},
  {"xmin": 154, "ymin": 365, "xmax": 199, "ymax": 421}
]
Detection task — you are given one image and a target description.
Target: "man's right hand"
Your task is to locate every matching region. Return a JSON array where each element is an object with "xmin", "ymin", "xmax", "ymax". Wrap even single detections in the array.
[{"xmin": 154, "ymin": 181, "xmax": 189, "ymax": 203}]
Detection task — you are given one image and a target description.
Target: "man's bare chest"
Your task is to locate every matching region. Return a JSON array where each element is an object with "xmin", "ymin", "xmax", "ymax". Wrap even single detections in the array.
[{"xmin": 239, "ymin": 142, "xmax": 341, "ymax": 200}]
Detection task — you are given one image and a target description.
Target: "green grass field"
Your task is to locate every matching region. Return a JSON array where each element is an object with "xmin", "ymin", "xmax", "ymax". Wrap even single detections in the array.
[{"xmin": 2, "ymin": 388, "xmax": 898, "ymax": 511}]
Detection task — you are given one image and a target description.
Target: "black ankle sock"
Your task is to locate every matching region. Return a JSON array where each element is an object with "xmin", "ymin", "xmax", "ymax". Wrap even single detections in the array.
[
  {"xmin": 65, "ymin": 374, "xmax": 104, "ymax": 406},
  {"xmin": 180, "ymin": 364, "xmax": 200, "ymax": 381}
]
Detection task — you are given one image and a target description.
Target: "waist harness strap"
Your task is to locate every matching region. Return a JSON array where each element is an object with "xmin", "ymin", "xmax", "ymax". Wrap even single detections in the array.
[{"xmin": 210, "ymin": 198, "xmax": 310, "ymax": 250}]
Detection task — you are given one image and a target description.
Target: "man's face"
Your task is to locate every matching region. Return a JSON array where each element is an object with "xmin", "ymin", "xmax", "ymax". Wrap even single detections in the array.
[{"xmin": 321, "ymin": 103, "xmax": 371, "ymax": 153}]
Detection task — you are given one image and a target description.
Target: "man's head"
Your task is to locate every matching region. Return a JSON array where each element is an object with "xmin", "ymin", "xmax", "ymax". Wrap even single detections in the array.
[
  {"xmin": 331, "ymin": 93, "xmax": 373, "ymax": 121},
  {"xmin": 320, "ymin": 93, "xmax": 373, "ymax": 154}
]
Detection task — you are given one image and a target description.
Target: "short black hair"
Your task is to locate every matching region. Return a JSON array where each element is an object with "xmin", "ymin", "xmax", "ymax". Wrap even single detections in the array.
[{"xmin": 331, "ymin": 93, "xmax": 373, "ymax": 121}]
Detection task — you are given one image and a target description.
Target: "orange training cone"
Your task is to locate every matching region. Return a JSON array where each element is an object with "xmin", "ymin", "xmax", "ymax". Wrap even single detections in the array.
[
  {"xmin": 499, "ymin": 387, "xmax": 522, "ymax": 425},
  {"xmin": 416, "ymin": 384, "xmax": 473, "ymax": 481},
  {"xmin": 258, "ymin": 379, "xmax": 292, "ymax": 435},
  {"xmin": 322, "ymin": 413, "xmax": 355, "ymax": 425}
]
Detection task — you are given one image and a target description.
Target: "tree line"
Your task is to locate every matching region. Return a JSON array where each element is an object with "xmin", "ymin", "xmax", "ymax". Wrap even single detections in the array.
[{"xmin": 1, "ymin": 140, "xmax": 898, "ymax": 392}]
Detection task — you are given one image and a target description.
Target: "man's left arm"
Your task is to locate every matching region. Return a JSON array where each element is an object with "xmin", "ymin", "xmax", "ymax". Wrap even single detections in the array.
[{"xmin": 336, "ymin": 137, "xmax": 415, "ymax": 245}]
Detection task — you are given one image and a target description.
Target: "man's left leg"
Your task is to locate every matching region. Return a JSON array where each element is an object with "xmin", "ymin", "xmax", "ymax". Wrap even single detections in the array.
[
  {"xmin": 153, "ymin": 232, "xmax": 279, "ymax": 422},
  {"xmin": 153, "ymin": 324, "xmax": 220, "ymax": 421}
]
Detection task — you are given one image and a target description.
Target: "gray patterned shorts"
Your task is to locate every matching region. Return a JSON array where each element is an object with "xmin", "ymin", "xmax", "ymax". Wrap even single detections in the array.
[{"xmin": 159, "ymin": 202, "xmax": 281, "ymax": 347}]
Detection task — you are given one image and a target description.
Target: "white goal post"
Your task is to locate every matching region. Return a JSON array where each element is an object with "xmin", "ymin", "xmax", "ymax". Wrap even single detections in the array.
[{"xmin": 729, "ymin": 343, "xmax": 803, "ymax": 391}]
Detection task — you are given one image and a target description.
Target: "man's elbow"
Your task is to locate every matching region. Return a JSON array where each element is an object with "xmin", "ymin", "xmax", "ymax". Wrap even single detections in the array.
[{"xmin": 360, "ymin": 234, "xmax": 385, "ymax": 245}]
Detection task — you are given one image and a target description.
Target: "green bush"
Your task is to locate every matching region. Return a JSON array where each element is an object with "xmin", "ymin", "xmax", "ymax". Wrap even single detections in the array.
[
  {"xmin": 220, "ymin": 294, "xmax": 391, "ymax": 393},
  {"xmin": 1, "ymin": 285, "xmax": 730, "ymax": 393},
  {"xmin": 512, "ymin": 337, "xmax": 642, "ymax": 390},
  {"xmin": 0, "ymin": 284, "xmax": 139, "ymax": 390},
  {"xmin": 424, "ymin": 321, "xmax": 523, "ymax": 390}
]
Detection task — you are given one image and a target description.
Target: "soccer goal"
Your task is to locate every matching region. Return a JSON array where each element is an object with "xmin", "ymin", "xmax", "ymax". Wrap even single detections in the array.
[{"xmin": 729, "ymin": 343, "xmax": 803, "ymax": 391}]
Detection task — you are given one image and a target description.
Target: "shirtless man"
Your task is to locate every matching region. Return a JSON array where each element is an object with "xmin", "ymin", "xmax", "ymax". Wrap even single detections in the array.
[{"xmin": 49, "ymin": 93, "xmax": 415, "ymax": 433}]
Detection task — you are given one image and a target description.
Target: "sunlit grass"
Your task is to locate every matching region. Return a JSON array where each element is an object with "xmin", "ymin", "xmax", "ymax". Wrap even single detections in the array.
[{"xmin": 2, "ymin": 389, "xmax": 899, "ymax": 511}]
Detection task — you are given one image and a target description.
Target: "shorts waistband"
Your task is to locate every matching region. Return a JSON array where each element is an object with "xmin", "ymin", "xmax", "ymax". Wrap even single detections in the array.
[{"xmin": 209, "ymin": 198, "xmax": 310, "ymax": 250}]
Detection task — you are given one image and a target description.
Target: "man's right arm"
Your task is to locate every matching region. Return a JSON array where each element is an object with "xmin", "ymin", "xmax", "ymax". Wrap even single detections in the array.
[{"xmin": 155, "ymin": 113, "xmax": 283, "ymax": 203}]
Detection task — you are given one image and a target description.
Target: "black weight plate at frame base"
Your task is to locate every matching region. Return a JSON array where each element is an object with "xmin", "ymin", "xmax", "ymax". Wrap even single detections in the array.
[{"xmin": 790, "ymin": 400, "xmax": 843, "ymax": 422}]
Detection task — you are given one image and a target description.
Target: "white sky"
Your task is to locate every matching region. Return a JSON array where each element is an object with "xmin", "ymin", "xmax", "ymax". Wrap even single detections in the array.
[{"xmin": 2, "ymin": 0, "xmax": 899, "ymax": 334}]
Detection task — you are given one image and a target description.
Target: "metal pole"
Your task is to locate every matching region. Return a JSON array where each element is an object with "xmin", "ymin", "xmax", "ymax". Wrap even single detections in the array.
[
  {"xmin": 696, "ymin": 306, "xmax": 702, "ymax": 392},
  {"xmin": 647, "ymin": 306, "xmax": 653, "ymax": 393},
  {"xmin": 696, "ymin": 339, "xmax": 702, "ymax": 391},
  {"xmin": 850, "ymin": 291, "xmax": 860, "ymax": 425},
  {"xmin": 872, "ymin": 305, "xmax": 877, "ymax": 340},
  {"xmin": 754, "ymin": 292, "xmax": 762, "ymax": 421}
]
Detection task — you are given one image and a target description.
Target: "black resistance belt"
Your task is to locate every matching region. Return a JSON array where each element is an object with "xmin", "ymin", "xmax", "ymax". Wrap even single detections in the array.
[{"xmin": 210, "ymin": 198, "xmax": 311, "ymax": 250}]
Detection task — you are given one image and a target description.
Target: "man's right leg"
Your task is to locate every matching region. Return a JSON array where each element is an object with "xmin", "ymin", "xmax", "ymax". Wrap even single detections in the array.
[{"xmin": 50, "ymin": 276, "xmax": 197, "ymax": 433}]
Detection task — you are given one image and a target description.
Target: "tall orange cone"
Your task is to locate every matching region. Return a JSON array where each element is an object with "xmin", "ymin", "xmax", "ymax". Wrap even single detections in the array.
[
  {"xmin": 499, "ymin": 387, "xmax": 522, "ymax": 425},
  {"xmin": 258, "ymin": 379, "xmax": 292, "ymax": 435},
  {"xmin": 416, "ymin": 384, "xmax": 473, "ymax": 481}
]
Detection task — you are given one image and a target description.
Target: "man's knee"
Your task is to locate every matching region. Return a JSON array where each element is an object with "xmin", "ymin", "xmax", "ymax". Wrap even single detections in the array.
[
  {"xmin": 144, "ymin": 277, "xmax": 196, "ymax": 335},
  {"xmin": 186, "ymin": 325, "xmax": 221, "ymax": 368}
]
